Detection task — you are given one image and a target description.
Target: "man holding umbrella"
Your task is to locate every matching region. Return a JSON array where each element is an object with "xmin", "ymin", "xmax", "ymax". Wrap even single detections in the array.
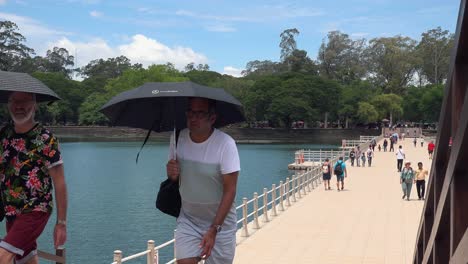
[
  {"xmin": 0, "ymin": 71, "xmax": 68, "ymax": 264},
  {"xmin": 167, "ymin": 97, "xmax": 240, "ymax": 264},
  {"xmin": 100, "ymin": 81, "xmax": 245, "ymax": 264}
]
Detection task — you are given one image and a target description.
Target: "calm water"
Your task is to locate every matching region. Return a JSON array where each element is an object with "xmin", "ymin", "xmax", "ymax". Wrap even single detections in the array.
[{"xmin": 0, "ymin": 141, "xmax": 337, "ymax": 264}]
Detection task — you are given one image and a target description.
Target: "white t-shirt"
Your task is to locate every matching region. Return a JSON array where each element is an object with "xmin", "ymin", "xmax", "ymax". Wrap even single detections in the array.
[
  {"xmin": 396, "ymin": 149, "xmax": 406, "ymax": 159},
  {"xmin": 169, "ymin": 128, "xmax": 240, "ymax": 176},
  {"xmin": 168, "ymin": 128, "xmax": 240, "ymax": 230}
]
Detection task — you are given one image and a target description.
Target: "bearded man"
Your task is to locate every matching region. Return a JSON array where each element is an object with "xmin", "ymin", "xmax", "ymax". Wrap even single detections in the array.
[{"xmin": 0, "ymin": 91, "xmax": 68, "ymax": 264}]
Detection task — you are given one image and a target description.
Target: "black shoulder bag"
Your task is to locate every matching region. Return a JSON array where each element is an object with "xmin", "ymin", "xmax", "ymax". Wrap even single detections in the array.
[{"xmin": 155, "ymin": 130, "xmax": 181, "ymax": 217}]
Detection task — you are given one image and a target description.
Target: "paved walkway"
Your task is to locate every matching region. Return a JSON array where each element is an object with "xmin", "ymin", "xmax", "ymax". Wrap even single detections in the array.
[{"xmin": 234, "ymin": 138, "xmax": 431, "ymax": 264}]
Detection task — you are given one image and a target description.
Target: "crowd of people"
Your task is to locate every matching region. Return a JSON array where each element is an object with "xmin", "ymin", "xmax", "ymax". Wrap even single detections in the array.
[{"xmin": 321, "ymin": 134, "xmax": 434, "ymax": 202}]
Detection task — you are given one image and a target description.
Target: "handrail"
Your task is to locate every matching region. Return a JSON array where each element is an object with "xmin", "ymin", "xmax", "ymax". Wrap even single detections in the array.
[{"xmin": 111, "ymin": 136, "xmax": 380, "ymax": 264}]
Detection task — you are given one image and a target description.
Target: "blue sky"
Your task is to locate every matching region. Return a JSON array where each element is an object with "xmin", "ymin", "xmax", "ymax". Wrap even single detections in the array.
[{"xmin": 0, "ymin": 0, "xmax": 461, "ymax": 76}]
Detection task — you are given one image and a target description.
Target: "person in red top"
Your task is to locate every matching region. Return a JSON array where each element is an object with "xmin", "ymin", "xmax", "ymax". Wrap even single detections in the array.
[{"xmin": 428, "ymin": 141, "xmax": 436, "ymax": 159}]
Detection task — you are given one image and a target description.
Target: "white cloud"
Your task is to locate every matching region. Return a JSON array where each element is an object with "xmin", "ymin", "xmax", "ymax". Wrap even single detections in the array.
[
  {"xmin": 47, "ymin": 37, "xmax": 115, "ymax": 67},
  {"xmin": 223, "ymin": 66, "xmax": 243, "ymax": 77},
  {"xmin": 48, "ymin": 34, "xmax": 208, "ymax": 70},
  {"xmin": 0, "ymin": 12, "xmax": 71, "ymax": 38},
  {"xmin": 118, "ymin": 34, "xmax": 208, "ymax": 69},
  {"xmin": 89, "ymin": 10, "xmax": 103, "ymax": 18},
  {"xmin": 0, "ymin": 0, "xmax": 7, "ymax": 5},
  {"xmin": 205, "ymin": 24, "xmax": 236, "ymax": 32}
]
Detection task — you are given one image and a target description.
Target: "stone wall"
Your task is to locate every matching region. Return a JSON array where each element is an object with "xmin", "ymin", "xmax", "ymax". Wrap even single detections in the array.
[{"xmin": 50, "ymin": 126, "xmax": 381, "ymax": 144}]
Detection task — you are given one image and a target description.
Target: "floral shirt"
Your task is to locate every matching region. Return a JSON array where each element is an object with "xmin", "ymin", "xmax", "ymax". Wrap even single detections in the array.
[{"xmin": 0, "ymin": 123, "xmax": 62, "ymax": 220}]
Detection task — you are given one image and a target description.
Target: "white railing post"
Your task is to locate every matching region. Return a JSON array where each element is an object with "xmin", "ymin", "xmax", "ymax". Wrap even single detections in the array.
[
  {"xmin": 271, "ymin": 184, "xmax": 277, "ymax": 217},
  {"xmin": 295, "ymin": 151, "xmax": 299, "ymax": 164},
  {"xmin": 285, "ymin": 177, "xmax": 291, "ymax": 206},
  {"xmin": 242, "ymin": 197, "xmax": 249, "ymax": 237},
  {"xmin": 297, "ymin": 174, "xmax": 302, "ymax": 199},
  {"xmin": 262, "ymin": 188, "xmax": 269, "ymax": 222},
  {"xmin": 174, "ymin": 229, "xmax": 177, "ymax": 261},
  {"xmin": 291, "ymin": 176, "xmax": 297, "ymax": 202},
  {"xmin": 253, "ymin": 192, "xmax": 260, "ymax": 229},
  {"xmin": 114, "ymin": 250, "xmax": 122, "ymax": 264},
  {"xmin": 147, "ymin": 240, "xmax": 155, "ymax": 264},
  {"xmin": 279, "ymin": 181, "xmax": 284, "ymax": 211},
  {"xmin": 305, "ymin": 170, "xmax": 311, "ymax": 192}
]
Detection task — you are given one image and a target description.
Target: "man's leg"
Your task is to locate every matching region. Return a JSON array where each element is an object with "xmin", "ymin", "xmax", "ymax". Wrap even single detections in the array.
[
  {"xmin": 25, "ymin": 255, "xmax": 39, "ymax": 264},
  {"xmin": 406, "ymin": 182, "xmax": 413, "ymax": 200},
  {"xmin": 421, "ymin": 180, "xmax": 426, "ymax": 199},
  {"xmin": 416, "ymin": 181, "xmax": 422, "ymax": 199},
  {"xmin": 0, "ymin": 248, "xmax": 15, "ymax": 263}
]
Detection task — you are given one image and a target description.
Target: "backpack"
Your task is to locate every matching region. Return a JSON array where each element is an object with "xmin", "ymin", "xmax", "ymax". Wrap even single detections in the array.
[
  {"xmin": 349, "ymin": 151, "xmax": 355, "ymax": 158},
  {"xmin": 334, "ymin": 162, "xmax": 343, "ymax": 175},
  {"xmin": 322, "ymin": 163, "xmax": 329, "ymax": 174}
]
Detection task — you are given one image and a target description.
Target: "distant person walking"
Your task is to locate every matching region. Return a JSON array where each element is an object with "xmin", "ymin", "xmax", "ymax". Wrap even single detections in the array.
[
  {"xmin": 413, "ymin": 137, "xmax": 417, "ymax": 147},
  {"xmin": 366, "ymin": 146, "xmax": 374, "ymax": 167},
  {"xmin": 420, "ymin": 137, "xmax": 424, "ymax": 147},
  {"xmin": 360, "ymin": 151, "xmax": 366, "ymax": 167},
  {"xmin": 356, "ymin": 146, "xmax": 362, "ymax": 167},
  {"xmin": 383, "ymin": 139, "xmax": 388, "ymax": 152},
  {"xmin": 428, "ymin": 141, "xmax": 435, "ymax": 159},
  {"xmin": 389, "ymin": 139, "xmax": 395, "ymax": 152},
  {"xmin": 401, "ymin": 161, "xmax": 415, "ymax": 201},
  {"xmin": 321, "ymin": 158, "xmax": 332, "ymax": 190},
  {"xmin": 333, "ymin": 157, "xmax": 348, "ymax": 191},
  {"xmin": 349, "ymin": 148, "xmax": 356, "ymax": 166},
  {"xmin": 371, "ymin": 138, "xmax": 377, "ymax": 151},
  {"xmin": 396, "ymin": 145, "xmax": 406, "ymax": 172},
  {"xmin": 415, "ymin": 162, "xmax": 429, "ymax": 200}
]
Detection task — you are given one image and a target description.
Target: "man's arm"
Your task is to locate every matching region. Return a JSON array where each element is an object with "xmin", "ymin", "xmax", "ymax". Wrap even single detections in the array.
[
  {"xmin": 212, "ymin": 171, "xmax": 238, "ymax": 227},
  {"xmin": 200, "ymin": 171, "xmax": 238, "ymax": 259},
  {"xmin": 49, "ymin": 164, "xmax": 68, "ymax": 248}
]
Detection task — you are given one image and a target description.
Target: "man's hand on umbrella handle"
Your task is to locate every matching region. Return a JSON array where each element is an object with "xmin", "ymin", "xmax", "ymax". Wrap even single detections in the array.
[{"xmin": 167, "ymin": 159, "xmax": 180, "ymax": 181}]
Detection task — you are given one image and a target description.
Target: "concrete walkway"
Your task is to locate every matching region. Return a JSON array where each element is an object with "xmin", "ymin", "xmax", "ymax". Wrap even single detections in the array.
[{"xmin": 234, "ymin": 138, "xmax": 431, "ymax": 264}]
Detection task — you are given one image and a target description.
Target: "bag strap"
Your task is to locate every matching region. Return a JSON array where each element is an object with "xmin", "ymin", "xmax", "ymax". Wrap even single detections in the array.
[{"xmin": 135, "ymin": 121, "xmax": 181, "ymax": 163}]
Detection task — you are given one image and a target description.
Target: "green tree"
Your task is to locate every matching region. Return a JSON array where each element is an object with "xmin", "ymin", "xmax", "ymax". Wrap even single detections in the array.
[
  {"xmin": 32, "ymin": 72, "xmax": 86, "ymax": 124},
  {"xmin": 79, "ymin": 56, "xmax": 143, "ymax": 93},
  {"xmin": 419, "ymin": 84, "xmax": 444, "ymax": 122},
  {"xmin": 279, "ymin": 28, "xmax": 299, "ymax": 62},
  {"xmin": 40, "ymin": 47, "xmax": 75, "ymax": 77},
  {"xmin": 242, "ymin": 60, "xmax": 284, "ymax": 77},
  {"xmin": 417, "ymin": 27, "xmax": 454, "ymax": 85},
  {"xmin": 339, "ymin": 81, "xmax": 378, "ymax": 127},
  {"xmin": 317, "ymin": 31, "xmax": 366, "ymax": 84},
  {"xmin": 365, "ymin": 36, "xmax": 418, "ymax": 93},
  {"xmin": 283, "ymin": 49, "xmax": 317, "ymax": 74},
  {"xmin": 78, "ymin": 64, "xmax": 188, "ymax": 125},
  {"xmin": 371, "ymin": 93, "xmax": 404, "ymax": 124},
  {"xmin": 0, "ymin": 21, "xmax": 35, "ymax": 71},
  {"xmin": 357, "ymin": 102, "xmax": 379, "ymax": 123}
]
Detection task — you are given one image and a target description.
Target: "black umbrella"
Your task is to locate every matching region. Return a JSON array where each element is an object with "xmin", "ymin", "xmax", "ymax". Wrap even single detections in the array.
[
  {"xmin": 0, "ymin": 71, "xmax": 61, "ymax": 103},
  {"xmin": 100, "ymin": 81, "xmax": 245, "ymax": 132}
]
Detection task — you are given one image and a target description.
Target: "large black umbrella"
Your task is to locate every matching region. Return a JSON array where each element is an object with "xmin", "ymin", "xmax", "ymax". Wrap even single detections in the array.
[
  {"xmin": 0, "ymin": 71, "xmax": 61, "ymax": 103},
  {"xmin": 100, "ymin": 81, "xmax": 245, "ymax": 132}
]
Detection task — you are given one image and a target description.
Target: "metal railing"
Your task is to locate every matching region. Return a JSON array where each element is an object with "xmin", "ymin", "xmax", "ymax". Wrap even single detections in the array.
[
  {"xmin": 294, "ymin": 149, "xmax": 344, "ymax": 164},
  {"xmin": 38, "ymin": 248, "xmax": 66, "ymax": 263},
  {"xmin": 111, "ymin": 135, "xmax": 382, "ymax": 264}
]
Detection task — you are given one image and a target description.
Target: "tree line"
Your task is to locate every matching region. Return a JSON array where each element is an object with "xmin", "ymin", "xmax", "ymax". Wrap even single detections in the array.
[{"xmin": 0, "ymin": 20, "xmax": 452, "ymax": 128}]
